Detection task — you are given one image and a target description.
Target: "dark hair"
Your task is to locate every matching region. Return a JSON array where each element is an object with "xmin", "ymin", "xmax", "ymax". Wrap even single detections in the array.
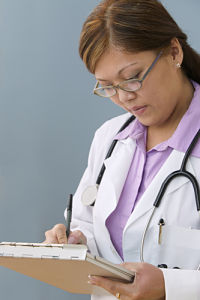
[{"xmin": 79, "ymin": 0, "xmax": 200, "ymax": 84}]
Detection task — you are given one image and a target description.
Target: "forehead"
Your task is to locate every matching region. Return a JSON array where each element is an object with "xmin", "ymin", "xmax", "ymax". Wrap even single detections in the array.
[{"xmin": 94, "ymin": 47, "xmax": 156, "ymax": 80}]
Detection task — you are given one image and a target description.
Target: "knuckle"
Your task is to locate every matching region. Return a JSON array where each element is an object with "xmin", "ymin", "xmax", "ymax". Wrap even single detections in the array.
[
  {"xmin": 54, "ymin": 223, "xmax": 66, "ymax": 231},
  {"xmin": 57, "ymin": 231, "xmax": 65, "ymax": 237},
  {"xmin": 57, "ymin": 232, "xmax": 67, "ymax": 240},
  {"xmin": 45, "ymin": 230, "xmax": 51, "ymax": 237},
  {"xmin": 58, "ymin": 237, "xmax": 67, "ymax": 243}
]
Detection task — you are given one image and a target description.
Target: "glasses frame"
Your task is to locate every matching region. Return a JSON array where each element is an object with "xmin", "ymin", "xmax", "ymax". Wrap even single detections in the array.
[{"xmin": 93, "ymin": 50, "xmax": 163, "ymax": 98}]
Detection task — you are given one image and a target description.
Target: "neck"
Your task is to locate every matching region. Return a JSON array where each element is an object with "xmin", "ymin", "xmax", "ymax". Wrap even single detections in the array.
[{"xmin": 146, "ymin": 77, "xmax": 195, "ymax": 151}]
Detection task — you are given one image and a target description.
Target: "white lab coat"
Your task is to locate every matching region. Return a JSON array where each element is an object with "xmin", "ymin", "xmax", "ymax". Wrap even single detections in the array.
[{"xmin": 67, "ymin": 112, "xmax": 200, "ymax": 300}]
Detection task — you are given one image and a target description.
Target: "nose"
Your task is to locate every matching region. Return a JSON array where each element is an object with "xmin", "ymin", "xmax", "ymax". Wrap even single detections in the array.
[{"xmin": 117, "ymin": 88, "xmax": 136, "ymax": 103}]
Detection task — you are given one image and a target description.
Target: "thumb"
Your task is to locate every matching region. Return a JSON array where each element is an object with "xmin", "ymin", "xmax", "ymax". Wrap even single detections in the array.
[{"xmin": 68, "ymin": 230, "xmax": 86, "ymax": 245}]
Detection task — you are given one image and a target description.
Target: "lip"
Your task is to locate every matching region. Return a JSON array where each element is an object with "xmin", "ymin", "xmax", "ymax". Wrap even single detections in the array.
[{"xmin": 130, "ymin": 105, "xmax": 147, "ymax": 116}]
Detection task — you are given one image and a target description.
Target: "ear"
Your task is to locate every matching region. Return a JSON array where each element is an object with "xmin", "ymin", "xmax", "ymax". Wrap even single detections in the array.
[{"xmin": 169, "ymin": 37, "xmax": 184, "ymax": 67}]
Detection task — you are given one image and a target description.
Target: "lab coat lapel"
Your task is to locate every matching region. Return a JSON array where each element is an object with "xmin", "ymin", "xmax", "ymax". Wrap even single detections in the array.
[
  {"xmin": 125, "ymin": 149, "xmax": 194, "ymax": 229},
  {"xmin": 101, "ymin": 137, "xmax": 136, "ymax": 218}
]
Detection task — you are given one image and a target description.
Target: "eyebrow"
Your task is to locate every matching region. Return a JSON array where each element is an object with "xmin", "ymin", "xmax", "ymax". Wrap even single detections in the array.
[{"xmin": 96, "ymin": 62, "xmax": 138, "ymax": 81}]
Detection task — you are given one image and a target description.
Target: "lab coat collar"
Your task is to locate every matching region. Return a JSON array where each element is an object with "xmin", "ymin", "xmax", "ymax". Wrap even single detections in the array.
[
  {"xmin": 99, "ymin": 137, "xmax": 136, "ymax": 221},
  {"xmin": 104, "ymin": 137, "xmax": 136, "ymax": 202}
]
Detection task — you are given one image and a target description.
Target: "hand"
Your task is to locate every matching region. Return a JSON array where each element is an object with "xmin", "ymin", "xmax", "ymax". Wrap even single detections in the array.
[
  {"xmin": 43, "ymin": 223, "xmax": 87, "ymax": 245},
  {"xmin": 88, "ymin": 262, "xmax": 165, "ymax": 300}
]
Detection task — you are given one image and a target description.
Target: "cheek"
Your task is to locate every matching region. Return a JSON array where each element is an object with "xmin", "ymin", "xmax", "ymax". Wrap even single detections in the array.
[
  {"xmin": 143, "ymin": 73, "xmax": 174, "ymax": 109},
  {"xmin": 143, "ymin": 60, "xmax": 175, "ymax": 102},
  {"xmin": 139, "ymin": 86, "xmax": 176, "ymax": 126},
  {"xmin": 110, "ymin": 97, "xmax": 120, "ymax": 106},
  {"xmin": 109, "ymin": 96, "xmax": 125, "ymax": 109}
]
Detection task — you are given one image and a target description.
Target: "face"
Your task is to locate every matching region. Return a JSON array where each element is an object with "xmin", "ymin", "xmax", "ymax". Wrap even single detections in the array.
[{"xmin": 94, "ymin": 46, "xmax": 186, "ymax": 129}]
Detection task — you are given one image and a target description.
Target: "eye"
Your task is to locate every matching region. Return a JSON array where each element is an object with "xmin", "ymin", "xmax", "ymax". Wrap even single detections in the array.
[
  {"xmin": 129, "ymin": 72, "xmax": 141, "ymax": 80},
  {"xmin": 99, "ymin": 82, "xmax": 112, "ymax": 88},
  {"xmin": 125, "ymin": 72, "xmax": 141, "ymax": 81}
]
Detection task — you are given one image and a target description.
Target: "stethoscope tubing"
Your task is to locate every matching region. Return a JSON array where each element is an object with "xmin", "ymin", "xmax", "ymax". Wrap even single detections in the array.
[
  {"xmin": 96, "ymin": 116, "xmax": 135, "ymax": 187},
  {"xmin": 154, "ymin": 170, "xmax": 200, "ymax": 210},
  {"xmin": 140, "ymin": 129, "xmax": 200, "ymax": 263}
]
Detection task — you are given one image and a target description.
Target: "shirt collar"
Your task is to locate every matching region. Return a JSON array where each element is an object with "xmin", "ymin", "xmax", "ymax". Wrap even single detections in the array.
[
  {"xmin": 115, "ymin": 116, "xmax": 147, "ymax": 152},
  {"xmin": 166, "ymin": 81, "xmax": 200, "ymax": 156}
]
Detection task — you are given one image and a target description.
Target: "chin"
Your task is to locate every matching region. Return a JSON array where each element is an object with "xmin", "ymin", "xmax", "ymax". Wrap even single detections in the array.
[{"xmin": 136, "ymin": 116, "xmax": 155, "ymax": 127}]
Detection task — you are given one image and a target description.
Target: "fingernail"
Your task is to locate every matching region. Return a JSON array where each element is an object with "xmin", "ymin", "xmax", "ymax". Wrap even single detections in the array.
[{"xmin": 68, "ymin": 236, "xmax": 76, "ymax": 244}]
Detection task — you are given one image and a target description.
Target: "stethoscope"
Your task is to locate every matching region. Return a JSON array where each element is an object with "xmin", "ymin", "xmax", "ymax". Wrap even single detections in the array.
[
  {"xmin": 81, "ymin": 115, "xmax": 136, "ymax": 206},
  {"xmin": 81, "ymin": 115, "xmax": 200, "ymax": 266}
]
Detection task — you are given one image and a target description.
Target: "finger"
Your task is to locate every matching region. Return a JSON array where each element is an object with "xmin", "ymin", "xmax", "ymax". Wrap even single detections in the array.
[
  {"xmin": 44, "ymin": 230, "xmax": 59, "ymax": 244},
  {"xmin": 68, "ymin": 230, "xmax": 87, "ymax": 245},
  {"xmin": 53, "ymin": 224, "xmax": 67, "ymax": 244},
  {"xmin": 88, "ymin": 276, "xmax": 133, "ymax": 299}
]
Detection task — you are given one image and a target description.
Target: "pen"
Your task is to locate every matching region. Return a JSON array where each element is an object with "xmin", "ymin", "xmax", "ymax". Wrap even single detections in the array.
[
  {"xmin": 158, "ymin": 218, "xmax": 165, "ymax": 244},
  {"xmin": 66, "ymin": 194, "xmax": 73, "ymax": 238}
]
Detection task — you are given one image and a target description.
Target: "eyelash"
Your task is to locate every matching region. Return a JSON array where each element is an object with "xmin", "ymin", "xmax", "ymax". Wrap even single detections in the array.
[{"xmin": 128, "ymin": 72, "xmax": 141, "ymax": 80}]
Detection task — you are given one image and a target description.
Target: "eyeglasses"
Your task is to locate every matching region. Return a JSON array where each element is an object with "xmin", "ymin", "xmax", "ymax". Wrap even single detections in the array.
[{"xmin": 93, "ymin": 51, "xmax": 163, "ymax": 98}]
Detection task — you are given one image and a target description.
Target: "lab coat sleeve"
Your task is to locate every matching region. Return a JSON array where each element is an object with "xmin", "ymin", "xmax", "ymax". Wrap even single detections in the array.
[
  {"xmin": 64, "ymin": 115, "xmax": 127, "ymax": 255},
  {"xmin": 162, "ymin": 268, "xmax": 200, "ymax": 300},
  {"xmin": 64, "ymin": 132, "xmax": 100, "ymax": 255},
  {"xmin": 64, "ymin": 113, "xmax": 131, "ymax": 255}
]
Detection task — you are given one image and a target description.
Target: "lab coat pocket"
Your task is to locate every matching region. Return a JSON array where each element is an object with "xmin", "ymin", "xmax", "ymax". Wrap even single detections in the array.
[
  {"xmin": 161, "ymin": 225, "xmax": 200, "ymax": 250},
  {"xmin": 153, "ymin": 224, "xmax": 200, "ymax": 270}
]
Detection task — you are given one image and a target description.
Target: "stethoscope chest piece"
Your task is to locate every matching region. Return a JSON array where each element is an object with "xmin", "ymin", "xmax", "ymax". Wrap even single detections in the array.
[{"xmin": 81, "ymin": 185, "xmax": 99, "ymax": 206}]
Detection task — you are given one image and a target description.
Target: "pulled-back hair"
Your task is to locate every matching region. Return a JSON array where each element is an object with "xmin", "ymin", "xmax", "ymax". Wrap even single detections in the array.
[{"xmin": 79, "ymin": 0, "xmax": 200, "ymax": 83}]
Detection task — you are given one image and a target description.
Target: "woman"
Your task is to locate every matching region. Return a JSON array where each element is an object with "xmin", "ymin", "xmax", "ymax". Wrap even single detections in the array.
[{"xmin": 44, "ymin": 0, "xmax": 200, "ymax": 299}]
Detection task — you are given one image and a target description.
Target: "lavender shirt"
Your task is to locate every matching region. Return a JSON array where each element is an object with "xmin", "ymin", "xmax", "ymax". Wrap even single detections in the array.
[{"xmin": 106, "ymin": 81, "xmax": 200, "ymax": 259}]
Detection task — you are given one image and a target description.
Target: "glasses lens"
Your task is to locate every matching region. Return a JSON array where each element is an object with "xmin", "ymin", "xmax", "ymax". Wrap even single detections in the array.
[
  {"xmin": 95, "ymin": 87, "xmax": 116, "ymax": 97},
  {"xmin": 120, "ymin": 79, "xmax": 142, "ymax": 92}
]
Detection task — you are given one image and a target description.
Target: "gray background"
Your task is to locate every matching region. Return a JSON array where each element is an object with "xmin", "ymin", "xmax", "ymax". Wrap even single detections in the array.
[{"xmin": 0, "ymin": 0, "xmax": 199, "ymax": 299}]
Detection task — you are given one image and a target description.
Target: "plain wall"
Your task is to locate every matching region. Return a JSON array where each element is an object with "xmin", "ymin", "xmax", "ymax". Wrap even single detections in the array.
[{"xmin": 0, "ymin": 1, "xmax": 199, "ymax": 299}]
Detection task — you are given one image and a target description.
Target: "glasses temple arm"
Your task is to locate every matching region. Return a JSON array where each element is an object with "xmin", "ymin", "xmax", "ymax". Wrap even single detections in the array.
[{"xmin": 142, "ymin": 51, "xmax": 163, "ymax": 81}]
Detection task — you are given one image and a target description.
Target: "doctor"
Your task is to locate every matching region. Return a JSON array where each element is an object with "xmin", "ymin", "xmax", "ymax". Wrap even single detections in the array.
[{"xmin": 44, "ymin": 0, "xmax": 200, "ymax": 299}]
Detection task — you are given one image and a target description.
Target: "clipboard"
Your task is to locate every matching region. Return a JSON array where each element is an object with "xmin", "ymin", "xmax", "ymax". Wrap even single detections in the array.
[{"xmin": 0, "ymin": 242, "xmax": 134, "ymax": 294}]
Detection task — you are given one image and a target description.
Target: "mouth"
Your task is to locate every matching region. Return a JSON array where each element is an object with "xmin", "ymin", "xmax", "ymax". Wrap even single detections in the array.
[{"xmin": 130, "ymin": 105, "xmax": 147, "ymax": 116}]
